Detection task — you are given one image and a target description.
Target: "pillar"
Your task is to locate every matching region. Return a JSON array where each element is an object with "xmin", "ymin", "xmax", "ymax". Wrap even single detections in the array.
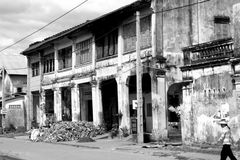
[
  {"xmin": 54, "ymin": 87, "xmax": 62, "ymax": 121},
  {"xmin": 118, "ymin": 26, "xmax": 123, "ymax": 67},
  {"xmin": 151, "ymin": 74, "xmax": 167, "ymax": 139},
  {"xmin": 233, "ymin": 3, "xmax": 240, "ymax": 56},
  {"xmin": 26, "ymin": 57, "xmax": 32, "ymax": 130},
  {"xmin": 72, "ymin": 41, "xmax": 76, "ymax": 73},
  {"xmin": 71, "ymin": 84, "xmax": 80, "ymax": 122},
  {"xmin": 54, "ymin": 45, "xmax": 59, "ymax": 73},
  {"xmin": 92, "ymin": 36, "xmax": 96, "ymax": 70},
  {"xmin": 116, "ymin": 75, "xmax": 130, "ymax": 130},
  {"xmin": 91, "ymin": 80, "xmax": 103, "ymax": 125},
  {"xmin": 39, "ymin": 90, "xmax": 46, "ymax": 126},
  {"xmin": 151, "ymin": 0, "xmax": 157, "ymax": 57}
]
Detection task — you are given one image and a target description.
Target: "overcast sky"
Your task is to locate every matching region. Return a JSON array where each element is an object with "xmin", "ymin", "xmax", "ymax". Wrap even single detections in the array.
[{"xmin": 0, "ymin": 0, "xmax": 136, "ymax": 55}]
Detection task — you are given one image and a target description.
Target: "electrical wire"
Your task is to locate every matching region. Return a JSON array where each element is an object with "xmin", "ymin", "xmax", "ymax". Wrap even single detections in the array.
[
  {"xmin": 1, "ymin": 0, "xmax": 211, "ymax": 72},
  {"xmin": 0, "ymin": 0, "xmax": 89, "ymax": 53}
]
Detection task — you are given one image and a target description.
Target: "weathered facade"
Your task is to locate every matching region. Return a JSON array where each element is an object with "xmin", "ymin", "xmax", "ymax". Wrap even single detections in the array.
[
  {"xmin": 0, "ymin": 55, "xmax": 27, "ymax": 130},
  {"xmin": 21, "ymin": 0, "xmax": 240, "ymax": 144}
]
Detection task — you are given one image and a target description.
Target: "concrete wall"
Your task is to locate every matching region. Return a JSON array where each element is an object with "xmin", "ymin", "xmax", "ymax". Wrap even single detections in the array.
[
  {"xmin": 181, "ymin": 65, "xmax": 240, "ymax": 144},
  {"xmin": 5, "ymin": 97, "xmax": 26, "ymax": 130}
]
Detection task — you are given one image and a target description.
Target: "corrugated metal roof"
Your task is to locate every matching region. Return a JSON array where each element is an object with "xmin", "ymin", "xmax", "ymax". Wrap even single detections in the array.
[{"xmin": 0, "ymin": 54, "xmax": 27, "ymax": 75}]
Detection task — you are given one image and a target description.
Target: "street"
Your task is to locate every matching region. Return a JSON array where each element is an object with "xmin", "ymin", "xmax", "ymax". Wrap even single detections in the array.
[{"xmin": 0, "ymin": 137, "xmax": 221, "ymax": 160}]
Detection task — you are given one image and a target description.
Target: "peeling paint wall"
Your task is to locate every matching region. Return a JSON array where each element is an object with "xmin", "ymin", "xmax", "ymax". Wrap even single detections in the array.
[{"xmin": 182, "ymin": 69, "xmax": 240, "ymax": 144}]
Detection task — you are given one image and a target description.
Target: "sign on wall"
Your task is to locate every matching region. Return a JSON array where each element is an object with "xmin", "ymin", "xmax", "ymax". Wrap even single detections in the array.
[
  {"xmin": 132, "ymin": 100, "xmax": 137, "ymax": 110},
  {"xmin": 8, "ymin": 105, "xmax": 21, "ymax": 110}
]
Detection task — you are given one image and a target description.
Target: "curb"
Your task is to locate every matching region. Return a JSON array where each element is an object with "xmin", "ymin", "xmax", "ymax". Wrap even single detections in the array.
[{"xmin": 44, "ymin": 141, "xmax": 101, "ymax": 149}]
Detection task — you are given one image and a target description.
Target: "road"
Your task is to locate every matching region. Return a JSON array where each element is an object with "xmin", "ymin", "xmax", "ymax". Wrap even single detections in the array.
[{"xmin": 0, "ymin": 137, "xmax": 222, "ymax": 160}]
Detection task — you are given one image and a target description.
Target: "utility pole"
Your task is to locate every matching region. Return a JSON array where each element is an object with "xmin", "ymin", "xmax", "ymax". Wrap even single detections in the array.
[
  {"xmin": 1, "ymin": 66, "xmax": 5, "ymax": 128},
  {"xmin": 136, "ymin": 11, "xmax": 144, "ymax": 143}
]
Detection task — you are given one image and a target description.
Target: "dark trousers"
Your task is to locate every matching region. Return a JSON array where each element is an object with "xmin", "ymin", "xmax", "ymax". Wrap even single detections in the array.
[{"xmin": 221, "ymin": 145, "xmax": 237, "ymax": 160}]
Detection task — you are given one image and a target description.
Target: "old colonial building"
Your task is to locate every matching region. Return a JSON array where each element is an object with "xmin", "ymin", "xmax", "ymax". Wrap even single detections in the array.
[{"xmin": 22, "ymin": 0, "xmax": 240, "ymax": 144}]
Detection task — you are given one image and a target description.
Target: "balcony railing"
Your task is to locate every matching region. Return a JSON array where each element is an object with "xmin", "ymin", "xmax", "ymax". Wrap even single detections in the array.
[{"xmin": 182, "ymin": 38, "xmax": 234, "ymax": 66}]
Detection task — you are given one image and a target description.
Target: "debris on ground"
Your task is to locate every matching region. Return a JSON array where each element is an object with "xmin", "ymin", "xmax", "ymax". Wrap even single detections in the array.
[{"xmin": 28, "ymin": 121, "xmax": 106, "ymax": 143}]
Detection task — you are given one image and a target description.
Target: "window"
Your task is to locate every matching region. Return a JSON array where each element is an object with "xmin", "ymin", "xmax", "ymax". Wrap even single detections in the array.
[
  {"xmin": 43, "ymin": 53, "xmax": 54, "ymax": 73},
  {"xmin": 214, "ymin": 16, "xmax": 230, "ymax": 39},
  {"xmin": 17, "ymin": 87, "xmax": 22, "ymax": 93},
  {"xmin": 76, "ymin": 39, "xmax": 92, "ymax": 65},
  {"xmin": 58, "ymin": 46, "xmax": 72, "ymax": 70},
  {"xmin": 32, "ymin": 62, "xmax": 39, "ymax": 77},
  {"xmin": 96, "ymin": 29, "xmax": 118, "ymax": 60},
  {"xmin": 123, "ymin": 15, "xmax": 151, "ymax": 52}
]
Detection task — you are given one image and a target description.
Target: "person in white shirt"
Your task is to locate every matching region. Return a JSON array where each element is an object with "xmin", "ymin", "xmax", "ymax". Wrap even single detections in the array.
[{"xmin": 217, "ymin": 119, "xmax": 237, "ymax": 160}]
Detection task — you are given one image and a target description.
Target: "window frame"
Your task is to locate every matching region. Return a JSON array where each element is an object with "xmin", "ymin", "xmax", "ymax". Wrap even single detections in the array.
[
  {"xmin": 32, "ymin": 62, "xmax": 39, "ymax": 77},
  {"xmin": 58, "ymin": 46, "xmax": 72, "ymax": 70}
]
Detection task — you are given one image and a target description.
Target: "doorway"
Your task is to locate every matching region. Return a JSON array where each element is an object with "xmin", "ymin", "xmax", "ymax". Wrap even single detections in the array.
[
  {"xmin": 101, "ymin": 79, "xmax": 118, "ymax": 131},
  {"xmin": 167, "ymin": 83, "xmax": 183, "ymax": 141}
]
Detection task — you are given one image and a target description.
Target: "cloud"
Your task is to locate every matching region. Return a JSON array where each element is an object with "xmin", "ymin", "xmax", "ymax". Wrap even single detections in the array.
[
  {"xmin": 0, "ymin": 0, "xmax": 30, "ymax": 15},
  {"xmin": 0, "ymin": 0, "xmax": 137, "ymax": 55}
]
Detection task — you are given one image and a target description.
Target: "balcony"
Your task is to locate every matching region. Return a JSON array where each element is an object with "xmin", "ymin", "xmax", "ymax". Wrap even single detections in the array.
[{"xmin": 182, "ymin": 38, "xmax": 234, "ymax": 70}]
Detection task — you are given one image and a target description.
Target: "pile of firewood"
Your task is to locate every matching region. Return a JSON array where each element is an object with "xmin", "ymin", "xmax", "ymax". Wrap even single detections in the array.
[{"xmin": 37, "ymin": 121, "xmax": 106, "ymax": 143}]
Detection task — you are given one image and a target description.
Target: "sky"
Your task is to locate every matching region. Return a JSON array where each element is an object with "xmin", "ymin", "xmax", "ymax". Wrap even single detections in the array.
[{"xmin": 0, "ymin": 0, "xmax": 137, "ymax": 55}]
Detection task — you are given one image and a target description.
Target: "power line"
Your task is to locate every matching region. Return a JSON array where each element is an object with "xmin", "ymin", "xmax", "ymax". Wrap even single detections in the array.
[
  {"xmin": 0, "ymin": 0, "xmax": 89, "ymax": 53},
  {"xmin": 1, "ymin": 0, "xmax": 211, "ymax": 72},
  {"xmin": 154, "ymin": 0, "xmax": 210, "ymax": 14}
]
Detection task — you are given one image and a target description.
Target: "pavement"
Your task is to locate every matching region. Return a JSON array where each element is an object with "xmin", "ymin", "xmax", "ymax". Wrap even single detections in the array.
[{"xmin": 2, "ymin": 134, "xmax": 240, "ymax": 160}]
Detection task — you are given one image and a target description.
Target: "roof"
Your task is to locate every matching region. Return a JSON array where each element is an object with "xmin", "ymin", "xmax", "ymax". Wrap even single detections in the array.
[
  {"xmin": 0, "ymin": 54, "xmax": 27, "ymax": 75},
  {"xmin": 21, "ymin": 0, "xmax": 151, "ymax": 55}
]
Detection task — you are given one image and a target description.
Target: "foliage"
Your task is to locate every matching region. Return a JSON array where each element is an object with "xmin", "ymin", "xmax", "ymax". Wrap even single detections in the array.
[
  {"xmin": 120, "ymin": 126, "xmax": 129, "ymax": 137},
  {"xmin": 4, "ymin": 124, "xmax": 16, "ymax": 133},
  {"xmin": 110, "ymin": 123, "xmax": 119, "ymax": 138}
]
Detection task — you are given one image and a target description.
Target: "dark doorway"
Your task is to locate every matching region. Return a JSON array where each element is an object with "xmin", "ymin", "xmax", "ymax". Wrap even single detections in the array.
[
  {"xmin": 87, "ymin": 100, "xmax": 93, "ymax": 121},
  {"xmin": 61, "ymin": 87, "xmax": 72, "ymax": 121},
  {"xmin": 167, "ymin": 83, "xmax": 183, "ymax": 141},
  {"xmin": 45, "ymin": 90, "xmax": 54, "ymax": 120},
  {"xmin": 101, "ymin": 79, "xmax": 118, "ymax": 131},
  {"xmin": 32, "ymin": 91, "xmax": 40, "ymax": 127},
  {"xmin": 79, "ymin": 83, "xmax": 92, "ymax": 122}
]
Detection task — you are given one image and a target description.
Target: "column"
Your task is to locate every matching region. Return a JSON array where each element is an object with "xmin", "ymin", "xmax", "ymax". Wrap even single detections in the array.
[
  {"xmin": 72, "ymin": 41, "xmax": 76, "ymax": 73},
  {"xmin": 54, "ymin": 87, "xmax": 62, "ymax": 121},
  {"xmin": 92, "ymin": 36, "xmax": 96, "ymax": 70},
  {"xmin": 54, "ymin": 45, "xmax": 59, "ymax": 73},
  {"xmin": 71, "ymin": 83, "xmax": 80, "ymax": 122},
  {"xmin": 118, "ymin": 26, "xmax": 123, "ymax": 67},
  {"xmin": 151, "ymin": 74, "xmax": 168, "ymax": 139},
  {"xmin": 151, "ymin": 0, "xmax": 157, "ymax": 57},
  {"xmin": 26, "ymin": 57, "xmax": 32, "ymax": 130},
  {"xmin": 233, "ymin": 3, "xmax": 240, "ymax": 56},
  {"xmin": 116, "ymin": 75, "xmax": 130, "ymax": 130},
  {"xmin": 39, "ymin": 89, "xmax": 46, "ymax": 126},
  {"xmin": 91, "ymin": 80, "xmax": 103, "ymax": 125}
]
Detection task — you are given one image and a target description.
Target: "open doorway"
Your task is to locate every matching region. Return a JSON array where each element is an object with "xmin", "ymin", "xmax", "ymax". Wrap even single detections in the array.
[
  {"xmin": 61, "ymin": 87, "xmax": 72, "ymax": 121},
  {"xmin": 167, "ymin": 83, "xmax": 183, "ymax": 141},
  {"xmin": 79, "ymin": 83, "xmax": 93, "ymax": 122},
  {"xmin": 45, "ymin": 89, "xmax": 54, "ymax": 122},
  {"xmin": 101, "ymin": 79, "xmax": 118, "ymax": 131},
  {"xmin": 32, "ymin": 91, "xmax": 40, "ymax": 127}
]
